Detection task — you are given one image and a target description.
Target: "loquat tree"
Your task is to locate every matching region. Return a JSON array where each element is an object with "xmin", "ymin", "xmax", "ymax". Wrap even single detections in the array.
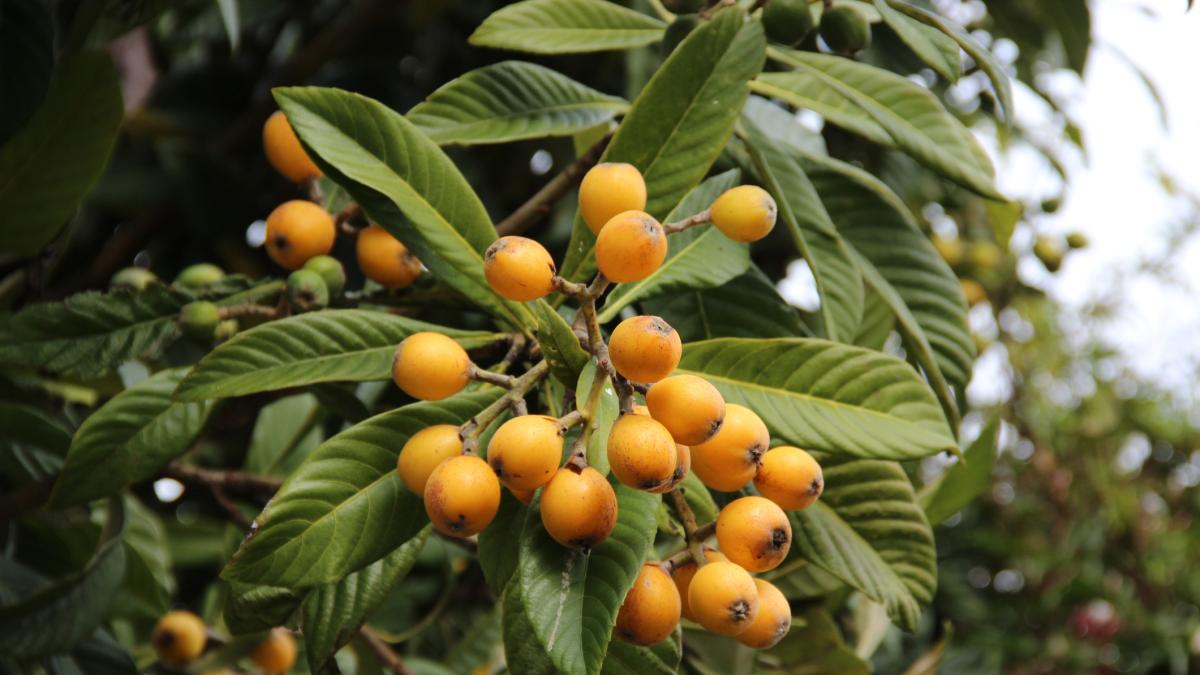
[{"xmin": 0, "ymin": 0, "xmax": 1047, "ymax": 672}]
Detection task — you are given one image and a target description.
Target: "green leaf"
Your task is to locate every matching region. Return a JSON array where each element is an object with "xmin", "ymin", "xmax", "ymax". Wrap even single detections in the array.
[
  {"xmin": 224, "ymin": 582, "xmax": 300, "ymax": 635},
  {"xmin": 920, "ymin": 418, "xmax": 998, "ymax": 524},
  {"xmin": 560, "ymin": 9, "xmax": 766, "ymax": 280},
  {"xmin": 50, "ymin": 369, "xmax": 214, "ymax": 507},
  {"xmin": 479, "ymin": 492, "xmax": 530, "ymax": 594},
  {"xmin": 175, "ymin": 310, "xmax": 504, "ymax": 401},
  {"xmin": 873, "ymin": 0, "xmax": 960, "ymax": 82},
  {"xmin": 215, "ymin": 0, "xmax": 240, "ymax": 49},
  {"xmin": 677, "ymin": 338, "xmax": 956, "ymax": 459},
  {"xmin": 884, "ymin": 1, "xmax": 1012, "ymax": 123},
  {"xmin": 598, "ymin": 170, "xmax": 749, "ymax": 322},
  {"xmin": 0, "ymin": 499, "xmax": 127, "ymax": 658},
  {"xmin": 222, "ymin": 392, "xmax": 501, "ymax": 588},
  {"xmin": 643, "ymin": 267, "xmax": 808, "ymax": 343},
  {"xmin": 739, "ymin": 106, "xmax": 863, "ymax": 343},
  {"xmin": 469, "ymin": 0, "xmax": 666, "ymax": 54},
  {"xmin": 303, "ymin": 527, "xmax": 430, "ymax": 672},
  {"xmin": 507, "ymin": 484, "xmax": 659, "ymax": 675},
  {"xmin": 801, "ymin": 153, "xmax": 973, "ymax": 428},
  {"xmin": 0, "ymin": 51, "xmax": 123, "ymax": 255},
  {"xmin": 119, "ymin": 497, "xmax": 173, "ymax": 619},
  {"xmin": 1043, "ymin": 0, "xmax": 1090, "ymax": 75},
  {"xmin": 0, "ymin": 403, "xmax": 72, "ymax": 456},
  {"xmin": 58, "ymin": 630, "xmax": 138, "ymax": 675},
  {"xmin": 853, "ymin": 285, "xmax": 895, "ymax": 351},
  {"xmin": 445, "ymin": 608, "xmax": 503, "ymax": 675},
  {"xmin": 0, "ymin": 278, "xmax": 279, "ymax": 378},
  {"xmin": 674, "ymin": 471, "xmax": 717, "ymax": 524},
  {"xmin": 274, "ymin": 87, "xmax": 536, "ymax": 333},
  {"xmin": 575, "ymin": 361, "xmax": 618, "ymax": 475},
  {"xmin": 790, "ymin": 458, "xmax": 936, "ymax": 632},
  {"xmin": 245, "ymin": 394, "xmax": 324, "ymax": 475},
  {"xmin": 408, "ymin": 61, "xmax": 627, "ymax": 145},
  {"xmin": 759, "ymin": 49, "xmax": 1002, "ymax": 199},
  {"xmin": 0, "ymin": 0, "xmax": 54, "ymax": 143},
  {"xmin": 601, "ymin": 626, "xmax": 681, "ymax": 674},
  {"xmin": 758, "ymin": 608, "xmax": 869, "ymax": 674},
  {"xmin": 535, "ymin": 302, "xmax": 590, "ymax": 386}
]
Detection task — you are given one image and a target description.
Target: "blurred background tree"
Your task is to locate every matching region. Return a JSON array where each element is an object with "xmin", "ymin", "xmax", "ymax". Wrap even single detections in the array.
[{"xmin": 2, "ymin": 0, "xmax": 1198, "ymax": 673}]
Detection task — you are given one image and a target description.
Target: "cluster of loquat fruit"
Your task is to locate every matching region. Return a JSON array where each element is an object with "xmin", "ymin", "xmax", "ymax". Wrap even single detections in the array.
[{"xmin": 151, "ymin": 610, "xmax": 295, "ymax": 674}]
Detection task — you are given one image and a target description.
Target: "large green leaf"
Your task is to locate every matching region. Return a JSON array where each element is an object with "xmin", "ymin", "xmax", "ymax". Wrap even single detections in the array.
[
  {"xmin": 801, "ymin": 153, "xmax": 973, "ymax": 428},
  {"xmin": 0, "ymin": 0, "xmax": 54, "ymax": 143},
  {"xmin": 575, "ymin": 361, "xmax": 618, "ymax": 475},
  {"xmin": 175, "ymin": 309, "xmax": 503, "ymax": 401},
  {"xmin": 757, "ymin": 608, "xmax": 869, "ymax": 674},
  {"xmin": 0, "ymin": 499, "xmax": 127, "ymax": 658},
  {"xmin": 469, "ymin": 0, "xmax": 666, "ymax": 54},
  {"xmin": 303, "ymin": 527, "xmax": 430, "ymax": 672},
  {"xmin": 597, "ymin": 170, "xmax": 749, "ymax": 322},
  {"xmin": 478, "ymin": 492, "xmax": 530, "ymax": 594},
  {"xmin": 49, "ymin": 369, "xmax": 214, "ymax": 507},
  {"xmin": 1043, "ymin": 0, "xmax": 1090, "ymax": 75},
  {"xmin": 642, "ymin": 267, "xmax": 808, "ymax": 343},
  {"xmin": 601, "ymin": 626, "xmax": 681, "ymax": 674},
  {"xmin": 873, "ymin": 0, "xmax": 960, "ymax": 82},
  {"xmin": 560, "ymin": 9, "xmax": 766, "ymax": 280},
  {"xmin": 758, "ymin": 49, "xmax": 1001, "ymax": 199},
  {"xmin": 535, "ymin": 302, "xmax": 590, "ymax": 386},
  {"xmin": 0, "ymin": 51, "xmax": 123, "ymax": 255},
  {"xmin": 885, "ymin": 2, "xmax": 1013, "ymax": 122},
  {"xmin": 222, "ymin": 392, "xmax": 500, "ymax": 588},
  {"xmin": 505, "ymin": 484, "xmax": 659, "ymax": 675},
  {"xmin": 0, "ymin": 403, "xmax": 72, "ymax": 456},
  {"xmin": 408, "ymin": 61, "xmax": 628, "ymax": 145},
  {"xmin": 274, "ymin": 87, "xmax": 536, "ymax": 333},
  {"xmin": 677, "ymin": 338, "xmax": 956, "ymax": 459},
  {"xmin": 245, "ymin": 394, "xmax": 324, "ymax": 476},
  {"xmin": 739, "ymin": 104, "xmax": 863, "ymax": 343},
  {"xmin": 920, "ymin": 418, "xmax": 998, "ymax": 524},
  {"xmin": 0, "ymin": 279, "xmax": 278, "ymax": 378},
  {"xmin": 118, "ymin": 497, "xmax": 174, "ymax": 620},
  {"xmin": 790, "ymin": 457, "xmax": 937, "ymax": 632},
  {"xmin": 224, "ymin": 582, "xmax": 300, "ymax": 635}
]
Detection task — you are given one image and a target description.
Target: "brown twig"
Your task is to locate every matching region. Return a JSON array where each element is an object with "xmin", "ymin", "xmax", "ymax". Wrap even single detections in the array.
[
  {"xmin": 669, "ymin": 489, "xmax": 710, "ymax": 565},
  {"xmin": 459, "ymin": 360, "xmax": 551, "ymax": 453},
  {"xmin": 469, "ymin": 365, "xmax": 518, "ymax": 389},
  {"xmin": 336, "ymin": 203, "xmax": 364, "ymax": 237},
  {"xmin": 217, "ymin": 304, "xmax": 280, "ymax": 320},
  {"xmin": 495, "ymin": 133, "xmax": 614, "ymax": 236},
  {"xmin": 662, "ymin": 208, "xmax": 712, "ymax": 234},
  {"xmin": 164, "ymin": 462, "xmax": 283, "ymax": 498},
  {"xmin": 210, "ymin": 485, "xmax": 253, "ymax": 530},
  {"xmin": 359, "ymin": 626, "xmax": 414, "ymax": 675}
]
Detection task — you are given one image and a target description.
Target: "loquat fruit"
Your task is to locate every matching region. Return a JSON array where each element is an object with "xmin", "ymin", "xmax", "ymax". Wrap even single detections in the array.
[
  {"xmin": 356, "ymin": 225, "xmax": 423, "ymax": 289},
  {"xmin": 152, "ymin": 610, "xmax": 207, "ymax": 665},
  {"xmin": 539, "ymin": 466, "xmax": 618, "ymax": 549},
  {"xmin": 648, "ymin": 443, "xmax": 691, "ymax": 494},
  {"xmin": 263, "ymin": 110, "xmax": 322, "ymax": 183},
  {"xmin": 670, "ymin": 546, "xmax": 727, "ymax": 621},
  {"xmin": 646, "ymin": 374, "xmax": 725, "ymax": 445},
  {"xmin": 735, "ymin": 579, "xmax": 792, "ymax": 648},
  {"xmin": 174, "ymin": 263, "xmax": 225, "ymax": 288},
  {"xmin": 716, "ymin": 496, "xmax": 792, "ymax": 573},
  {"xmin": 487, "ymin": 415, "xmax": 564, "ymax": 491},
  {"xmin": 579, "ymin": 163, "xmax": 647, "ymax": 235},
  {"xmin": 960, "ymin": 278, "xmax": 987, "ymax": 307},
  {"xmin": 615, "ymin": 564, "xmax": 681, "ymax": 645},
  {"xmin": 392, "ymin": 332, "xmax": 471, "ymax": 400},
  {"xmin": 754, "ymin": 446, "xmax": 824, "ymax": 511},
  {"xmin": 687, "ymin": 560, "xmax": 759, "ymax": 636},
  {"xmin": 287, "ymin": 268, "xmax": 330, "ymax": 312},
  {"xmin": 607, "ymin": 414, "xmax": 678, "ymax": 490},
  {"xmin": 763, "ymin": 0, "xmax": 815, "ymax": 46},
  {"xmin": 709, "ymin": 185, "xmax": 777, "ymax": 243},
  {"xmin": 819, "ymin": 4, "xmax": 872, "ymax": 54},
  {"xmin": 608, "ymin": 315, "xmax": 681, "ymax": 384},
  {"xmin": 110, "ymin": 267, "xmax": 157, "ymax": 291},
  {"xmin": 511, "ymin": 486, "xmax": 536, "ymax": 504},
  {"xmin": 483, "ymin": 236, "xmax": 557, "ymax": 301},
  {"xmin": 595, "ymin": 210, "xmax": 667, "ymax": 283},
  {"xmin": 303, "ymin": 255, "xmax": 347, "ymax": 296},
  {"xmin": 250, "ymin": 627, "xmax": 297, "ymax": 675},
  {"xmin": 424, "ymin": 455, "xmax": 501, "ymax": 537},
  {"xmin": 179, "ymin": 301, "xmax": 221, "ymax": 341},
  {"xmin": 265, "ymin": 200, "xmax": 336, "ymax": 270},
  {"xmin": 689, "ymin": 403, "xmax": 768, "ymax": 492},
  {"xmin": 397, "ymin": 424, "xmax": 463, "ymax": 494}
]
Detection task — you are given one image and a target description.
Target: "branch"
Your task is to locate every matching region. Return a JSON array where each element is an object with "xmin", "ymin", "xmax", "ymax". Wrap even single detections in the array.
[
  {"xmin": 359, "ymin": 626, "xmax": 414, "ymax": 675},
  {"xmin": 163, "ymin": 462, "xmax": 282, "ymax": 498},
  {"xmin": 495, "ymin": 133, "xmax": 613, "ymax": 236},
  {"xmin": 210, "ymin": 486, "xmax": 253, "ymax": 530},
  {"xmin": 469, "ymin": 364, "xmax": 518, "ymax": 389},
  {"xmin": 335, "ymin": 203, "xmax": 364, "ymax": 237},
  {"xmin": 669, "ymin": 489, "xmax": 710, "ymax": 565},
  {"xmin": 217, "ymin": 304, "xmax": 280, "ymax": 321},
  {"xmin": 663, "ymin": 208, "xmax": 712, "ymax": 234},
  {"xmin": 459, "ymin": 360, "xmax": 551, "ymax": 453}
]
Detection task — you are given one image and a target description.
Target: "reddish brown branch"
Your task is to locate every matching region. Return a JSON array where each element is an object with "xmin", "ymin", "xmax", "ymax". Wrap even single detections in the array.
[
  {"xmin": 359, "ymin": 626, "xmax": 414, "ymax": 675},
  {"xmin": 495, "ymin": 133, "xmax": 613, "ymax": 236}
]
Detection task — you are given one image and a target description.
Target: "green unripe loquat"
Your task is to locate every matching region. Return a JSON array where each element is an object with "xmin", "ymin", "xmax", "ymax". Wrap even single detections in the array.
[
  {"xmin": 763, "ymin": 0, "xmax": 815, "ymax": 46},
  {"xmin": 174, "ymin": 263, "xmax": 225, "ymax": 288},
  {"xmin": 303, "ymin": 255, "xmax": 347, "ymax": 296},
  {"xmin": 287, "ymin": 269, "xmax": 330, "ymax": 312},
  {"xmin": 179, "ymin": 301, "xmax": 221, "ymax": 341},
  {"xmin": 820, "ymin": 5, "xmax": 872, "ymax": 54},
  {"xmin": 110, "ymin": 267, "xmax": 158, "ymax": 291}
]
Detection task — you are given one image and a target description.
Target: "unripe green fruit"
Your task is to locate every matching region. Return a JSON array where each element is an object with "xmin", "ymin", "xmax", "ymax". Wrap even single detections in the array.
[
  {"xmin": 662, "ymin": 0, "xmax": 703, "ymax": 13},
  {"xmin": 1040, "ymin": 197, "xmax": 1062, "ymax": 214},
  {"xmin": 1066, "ymin": 232, "xmax": 1088, "ymax": 249},
  {"xmin": 174, "ymin": 263, "xmax": 225, "ymax": 288},
  {"xmin": 110, "ymin": 267, "xmax": 158, "ymax": 292},
  {"xmin": 764, "ymin": 0, "xmax": 815, "ymax": 46},
  {"xmin": 820, "ymin": 5, "xmax": 871, "ymax": 54},
  {"xmin": 215, "ymin": 319, "xmax": 239, "ymax": 341},
  {"xmin": 1033, "ymin": 236, "xmax": 1064, "ymax": 272},
  {"xmin": 303, "ymin": 255, "xmax": 347, "ymax": 296},
  {"xmin": 287, "ymin": 269, "xmax": 330, "ymax": 312},
  {"xmin": 662, "ymin": 15, "xmax": 700, "ymax": 56},
  {"xmin": 179, "ymin": 301, "xmax": 221, "ymax": 341}
]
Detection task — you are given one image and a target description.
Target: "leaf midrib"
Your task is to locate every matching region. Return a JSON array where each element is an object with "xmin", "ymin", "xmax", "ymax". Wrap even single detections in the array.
[
  {"xmin": 178, "ymin": 345, "xmax": 395, "ymax": 399},
  {"xmin": 599, "ymin": 228, "xmax": 726, "ymax": 321},
  {"xmin": 412, "ymin": 100, "xmax": 628, "ymax": 135}
]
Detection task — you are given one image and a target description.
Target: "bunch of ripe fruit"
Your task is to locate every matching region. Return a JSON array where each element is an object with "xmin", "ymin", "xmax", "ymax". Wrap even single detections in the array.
[{"xmin": 151, "ymin": 610, "xmax": 295, "ymax": 673}]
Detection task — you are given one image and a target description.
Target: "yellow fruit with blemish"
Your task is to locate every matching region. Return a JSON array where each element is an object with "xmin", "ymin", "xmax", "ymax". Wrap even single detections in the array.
[
  {"xmin": 646, "ymin": 374, "xmax": 725, "ymax": 445},
  {"xmin": 754, "ymin": 446, "xmax": 824, "ymax": 511},
  {"xmin": 607, "ymin": 414, "xmax": 678, "ymax": 490},
  {"xmin": 265, "ymin": 200, "xmax": 336, "ymax": 270},
  {"xmin": 735, "ymin": 579, "xmax": 792, "ymax": 648},
  {"xmin": 357, "ymin": 225, "xmax": 423, "ymax": 289},
  {"xmin": 687, "ymin": 561, "xmax": 759, "ymax": 636},
  {"xmin": 608, "ymin": 315, "xmax": 681, "ymax": 384},
  {"xmin": 690, "ymin": 404, "xmax": 768, "ymax": 492},
  {"xmin": 487, "ymin": 415, "xmax": 563, "ymax": 491},
  {"xmin": 539, "ymin": 466, "xmax": 617, "ymax": 549},
  {"xmin": 595, "ymin": 211, "xmax": 667, "ymax": 283},
  {"xmin": 716, "ymin": 496, "xmax": 792, "ymax": 573},
  {"xmin": 424, "ymin": 455, "xmax": 501, "ymax": 537},
  {"xmin": 615, "ymin": 564, "xmax": 681, "ymax": 645},
  {"xmin": 397, "ymin": 424, "xmax": 463, "ymax": 494},
  {"xmin": 152, "ymin": 610, "xmax": 207, "ymax": 665},
  {"xmin": 484, "ymin": 235, "xmax": 557, "ymax": 301}
]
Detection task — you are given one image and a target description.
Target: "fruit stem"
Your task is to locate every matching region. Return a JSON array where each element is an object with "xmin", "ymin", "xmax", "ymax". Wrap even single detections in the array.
[
  {"xmin": 459, "ymin": 360, "xmax": 550, "ymax": 454},
  {"xmin": 662, "ymin": 208, "xmax": 712, "ymax": 235},
  {"xmin": 669, "ymin": 489, "xmax": 711, "ymax": 565},
  {"xmin": 163, "ymin": 462, "xmax": 283, "ymax": 497},
  {"xmin": 557, "ymin": 409, "xmax": 586, "ymax": 432},
  {"xmin": 576, "ymin": 274, "xmax": 635, "ymax": 413},
  {"xmin": 216, "ymin": 304, "xmax": 280, "ymax": 320},
  {"xmin": 359, "ymin": 625, "xmax": 414, "ymax": 675},
  {"xmin": 335, "ymin": 203, "xmax": 364, "ymax": 237},
  {"xmin": 468, "ymin": 364, "xmax": 519, "ymax": 389}
]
